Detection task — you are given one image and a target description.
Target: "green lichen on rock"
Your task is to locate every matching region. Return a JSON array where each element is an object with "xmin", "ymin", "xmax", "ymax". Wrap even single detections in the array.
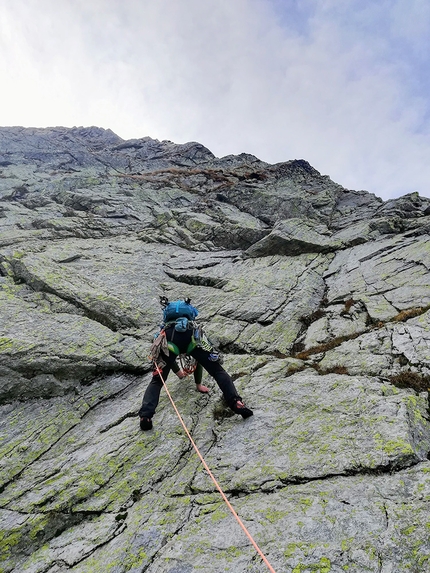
[
  {"xmin": 0, "ymin": 336, "xmax": 13, "ymax": 350},
  {"xmin": 292, "ymin": 557, "xmax": 332, "ymax": 573}
]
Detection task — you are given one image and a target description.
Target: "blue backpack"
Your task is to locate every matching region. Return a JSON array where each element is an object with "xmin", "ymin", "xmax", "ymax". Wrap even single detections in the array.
[{"xmin": 163, "ymin": 300, "xmax": 199, "ymax": 325}]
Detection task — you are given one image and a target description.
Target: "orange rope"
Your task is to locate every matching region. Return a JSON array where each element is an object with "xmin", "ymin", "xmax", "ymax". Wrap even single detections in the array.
[{"xmin": 156, "ymin": 366, "xmax": 277, "ymax": 573}]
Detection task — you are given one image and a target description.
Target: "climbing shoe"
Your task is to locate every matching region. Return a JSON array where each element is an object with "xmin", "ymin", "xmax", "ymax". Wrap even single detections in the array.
[
  {"xmin": 231, "ymin": 400, "xmax": 253, "ymax": 419},
  {"xmin": 140, "ymin": 417, "xmax": 153, "ymax": 431}
]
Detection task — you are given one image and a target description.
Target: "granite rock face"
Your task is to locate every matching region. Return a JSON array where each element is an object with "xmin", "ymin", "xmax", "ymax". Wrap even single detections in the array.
[{"xmin": 1, "ymin": 127, "xmax": 430, "ymax": 573}]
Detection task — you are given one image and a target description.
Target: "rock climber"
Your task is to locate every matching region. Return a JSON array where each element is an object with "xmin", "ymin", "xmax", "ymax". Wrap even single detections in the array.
[{"xmin": 138, "ymin": 297, "xmax": 253, "ymax": 430}]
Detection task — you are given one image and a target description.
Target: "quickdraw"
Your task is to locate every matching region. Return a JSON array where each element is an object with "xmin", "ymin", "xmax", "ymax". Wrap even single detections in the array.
[{"xmin": 178, "ymin": 354, "xmax": 198, "ymax": 375}]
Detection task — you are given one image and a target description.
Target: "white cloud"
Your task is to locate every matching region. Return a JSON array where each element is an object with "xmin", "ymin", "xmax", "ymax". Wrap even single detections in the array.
[{"xmin": 0, "ymin": 0, "xmax": 429, "ymax": 200}]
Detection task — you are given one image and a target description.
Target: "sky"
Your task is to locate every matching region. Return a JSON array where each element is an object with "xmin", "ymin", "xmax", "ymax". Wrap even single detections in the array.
[{"xmin": 1, "ymin": 0, "xmax": 430, "ymax": 201}]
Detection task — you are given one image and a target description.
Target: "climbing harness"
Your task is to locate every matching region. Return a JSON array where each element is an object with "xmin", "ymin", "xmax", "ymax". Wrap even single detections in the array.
[
  {"xmin": 154, "ymin": 365, "xmax": 278, "ymax": 573},
  {"xmin": 150, "ymin": 324, "xmax": 222, "ymax": 372}
]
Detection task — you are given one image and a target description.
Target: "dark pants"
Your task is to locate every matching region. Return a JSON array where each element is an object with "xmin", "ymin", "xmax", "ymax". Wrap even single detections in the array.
[{"xmin": 139, "ymin": 327, "xmax": 241, "ymax": 419}]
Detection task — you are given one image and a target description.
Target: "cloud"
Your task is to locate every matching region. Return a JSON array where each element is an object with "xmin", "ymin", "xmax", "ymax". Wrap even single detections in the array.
[{"xmin": 0, "ymin": 0, "xmax": 429, "ymax": 200}]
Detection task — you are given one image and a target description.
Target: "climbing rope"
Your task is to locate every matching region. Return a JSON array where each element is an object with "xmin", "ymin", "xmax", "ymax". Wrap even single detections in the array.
[{"xmin": 155, "ymin": 365, "xmax": 278, "ymax": 573}]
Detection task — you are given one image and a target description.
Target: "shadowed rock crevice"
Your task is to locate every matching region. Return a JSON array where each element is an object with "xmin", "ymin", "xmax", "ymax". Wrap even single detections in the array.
[{"xmin": 164, "ymin": 270, "xmax": 228, "ymax": 289}]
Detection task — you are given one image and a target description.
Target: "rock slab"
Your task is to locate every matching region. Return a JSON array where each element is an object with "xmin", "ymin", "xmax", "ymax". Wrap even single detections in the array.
[{"xmin": 1, "ymin": 127, "xmax": 430, "ymax": 572}]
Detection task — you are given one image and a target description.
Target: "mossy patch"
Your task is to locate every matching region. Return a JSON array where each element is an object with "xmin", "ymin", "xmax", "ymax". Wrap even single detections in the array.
[
  {"xmin": 290, "ymin": 556, "xmax": 332, "ymax": 572},
  {"xmin": 0, "ymin": 336, "xmax": 14, "ymax": 350},
  {"xmin": 388, "ymin": 371, "xmax": 430, "ymax": 393},
  {"xmin": 373, "ymin": 433, "xmax": 414, "ymax": 456},
  {"xmin": 392, "ymin": 305, "xmax": 430, "ymax": 322}
]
